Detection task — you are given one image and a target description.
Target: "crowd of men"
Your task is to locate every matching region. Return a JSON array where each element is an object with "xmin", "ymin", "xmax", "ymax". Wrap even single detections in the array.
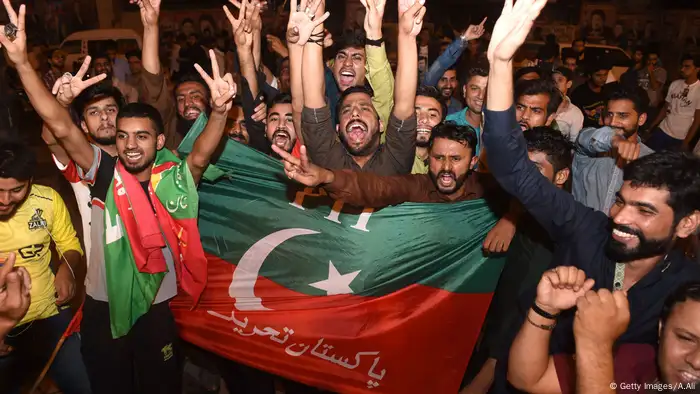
[{"xmin": 1, "ymin": 0, "xmax": 700, "ymax": 392}]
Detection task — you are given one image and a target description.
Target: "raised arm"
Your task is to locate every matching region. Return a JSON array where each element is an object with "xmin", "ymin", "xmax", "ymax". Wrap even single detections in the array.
[
  {"xmin": 362, "ymin": 0, "xmax": 394, "ymax": 131},
  {"xmin": 298, "ymin": 0, "xmax": 330, "ymax": 109},
  {"xmin": 135, "ymin": 0, "xmax": 161, "ymax": 75},
  {"xmin": 226, "ymin": 0, "xmax": 258, "ymax": 99},
  {"xmin": 422, "ymin": 18, "xmax": 486, "ymax": 87},
  {"xmin": 0, "ymin": 2, "xmax": 103, "ymax": 172},
  {"xmin": 393, "ymin": 0, "xmax": 424, "ymax": 120},
  {"xmin": 482, "ymin": 0, "xmax": 598, "ymax": 241},
  {"xmin": 188, "ymin": 50, "xmax": 238, "ymax": 184}
]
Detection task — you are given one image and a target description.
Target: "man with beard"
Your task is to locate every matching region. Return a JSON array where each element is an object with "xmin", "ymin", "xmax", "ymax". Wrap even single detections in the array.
[
  {"xmin": 0, "ymin": 142, "xmax": 90, "ymax": 394},
  {"xmin": 227, "ymin": 103, "xmax": 249, "ymax": 145},
  {"xmin": 446, "ymin": 67, "xmax": 488, "ymax": 160},
  {"xmin": 42, "ymin": 48, "xmax": 65, "ymax": 90},
  {"xmin": 92, "ymin": 52, "xmax": 139, "ymax": 104},
  {"xmin": 301, "ymin": 0, "xmax": 421, "ymax": 176},
  {"xmin": 436, "ymin": 66, "xmax": 463, "ymax": 115},
  {"xmin": 273, "ymin": 123, "xmax": 487, "ymax": 205},
  {"xmin": 1, "ymin": 2, "xmax": 236, "ymax": 389},
  {"xmin": 480, "ymin": 2, "xmax": 700, "ymax": 392},
  {"xmin": 412, "ymin": 86, "xmax": 447, "ymax": 174},
  {"xmin": 137, "ymin": 0, "xmax": 212, "ymax": 150},
  {"xmin": 515, "ymin": 78, "xmax": 562, "ymax": 132},
  {"xmin": 573, "ymin": 85, "xmax": 654, "ymax": 214},
  {"xmin": 266, "ymin": 94, "xmax": 297, "ymax": 155}
]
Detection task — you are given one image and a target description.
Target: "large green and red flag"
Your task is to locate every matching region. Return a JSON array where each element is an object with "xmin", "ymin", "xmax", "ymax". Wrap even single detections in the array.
[{"xmin": 171, "ymin": 129, "xmax": 506, "ymax": 393}]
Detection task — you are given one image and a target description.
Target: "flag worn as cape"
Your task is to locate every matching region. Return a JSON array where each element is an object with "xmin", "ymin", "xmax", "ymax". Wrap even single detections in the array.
[
  {"xmin": 104, "ymin": 148, "xmax": 207, "ymax": 338},
  {"xmin": 171, "ymin": 132, "xmax": 506, "ymax": 393}
]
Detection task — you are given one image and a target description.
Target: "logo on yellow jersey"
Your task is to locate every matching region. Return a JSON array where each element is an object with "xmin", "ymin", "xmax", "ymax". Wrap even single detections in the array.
[{"xmin": 28, "ymin": 209, "xmax": 47, "ymax": 230}]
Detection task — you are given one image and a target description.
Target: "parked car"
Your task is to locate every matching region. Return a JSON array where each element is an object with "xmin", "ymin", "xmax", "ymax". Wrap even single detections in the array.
[
  {"xmin": 59, "ymin": 29, "xmax": 142, "ymax": 72},
  {"xmin": 516, "ymin": 41, "xmax": 632, "ymax": 84}
]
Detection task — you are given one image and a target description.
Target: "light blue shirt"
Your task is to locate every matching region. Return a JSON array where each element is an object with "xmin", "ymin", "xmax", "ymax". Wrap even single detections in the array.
[{"xmin": 446, "ymin": 107, "xmax": 482, "ymax": 159}]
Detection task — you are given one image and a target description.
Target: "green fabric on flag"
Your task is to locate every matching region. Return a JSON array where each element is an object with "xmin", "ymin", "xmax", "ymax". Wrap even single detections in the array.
[
  {"xmin": 178, "ymin": 113, "xmax": 229, "ymax": 182},
  {"xmin": 178, "ymin": 129, "xmax": 506, "ymax": 297},
  {"xmin": 104, "ymin": 148, "xmax": 200, "ymax": 338}
]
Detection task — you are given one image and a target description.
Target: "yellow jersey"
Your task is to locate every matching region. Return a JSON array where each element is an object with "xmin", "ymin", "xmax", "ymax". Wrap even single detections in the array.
[{"xmin": 0, "ymin": 184, "xmax": 83, "ymax": 326}]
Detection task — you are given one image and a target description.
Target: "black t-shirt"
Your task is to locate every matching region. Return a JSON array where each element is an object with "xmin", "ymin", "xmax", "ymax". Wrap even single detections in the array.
[{"xmin": 570, "ymin": 83, "xmax": 606, "ymax": 128}]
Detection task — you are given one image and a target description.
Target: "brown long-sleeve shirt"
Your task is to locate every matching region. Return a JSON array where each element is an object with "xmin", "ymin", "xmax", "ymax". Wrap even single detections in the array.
[
  {"xmin": 302, "ymin": 105, "xmax": 417, "ymax": 176},
  {"xmin": 323, "ymin": 169, "xmax": 499, "ymax": 208},
  {"xmin": 140, "ymin": 69, "xmax": 181, "ymax": 150}
]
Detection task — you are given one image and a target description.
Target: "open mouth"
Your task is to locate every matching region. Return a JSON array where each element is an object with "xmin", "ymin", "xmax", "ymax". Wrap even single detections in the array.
[
  {"xmin": 519, "ymin": 122, "xmax": 529, "ymax": 131},
  {"xmin": 612, "ymin": 228, "xmax": 638, "ymax": 242},
  {"xmin": 184, "ymin": 107, "xmax": 201, "ymax": 119},
  {"xmin": 679, "ymin": 371, "xmax": 700, "ymax": 383},
  {"xmin": 339, "ymin": 69, "xmax": 355, "ymax": 86},
  {"xmin": 272, "ymin": 130, "xmax": 291, "ymax": 148},
  {"xmin": 124, "ymin": 151, "xmax": 143, "ymax": 164},
  {"xmin": 346, "ymin": 121, "xmax": 368, "ymax": 144},
  {"xmin": 417, "ymin": 128, "xmax": 431, "ymax": 140},
  {"xmin": 438, "ymin": 172, "xmax": 455, "ymax": 188}
]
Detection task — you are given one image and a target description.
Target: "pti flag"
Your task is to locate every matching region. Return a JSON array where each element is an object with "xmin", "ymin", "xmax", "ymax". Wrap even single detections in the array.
[{"xmin": 170, "ymin": 127, "xmax": 506, "ymax": 393}]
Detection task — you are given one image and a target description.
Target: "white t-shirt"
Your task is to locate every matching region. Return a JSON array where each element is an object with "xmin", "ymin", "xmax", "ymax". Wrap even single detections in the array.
[
  {"xmin": 52, "ymin": 156, "xmax": 92, "ymax": 264},
  {"xmin": 660, "ymin": 79, "xmax": 700, "ymax": 140},
  {"xmin": 556, "ymin": 96, "xmax": 585, "ymax": 144}
]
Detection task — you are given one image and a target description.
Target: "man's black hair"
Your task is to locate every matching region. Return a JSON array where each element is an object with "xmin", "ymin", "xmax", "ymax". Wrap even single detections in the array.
[
  {"xmin": 514, "ymin": 78, "xmax": 563, "ymax": 117},
  {"xmin": 591, "ymin": 9, "xmax": 606, "ymax": 22},
  {"xmin": 515, "ymin": 66, "xmax": 542, "ymax": 81},
  {"xmin": 270, "ymin": 93, "xmax": 293, "ymax": 107},
  {"xmin": 463, "ymin": 66, "xmax": 488, "ymax": 87},
  {"xmin": 125, "ymin": 50, "xmax": 142, "ymax": 60},
  {"xmin": 623, "ymin": 152, "xmax": 700, "ymax": 223},
  {"xmin": 571, "ymin": 38, "xmax": 586, "ymax": 46},
  {"xmin": 173, "ymin": 70, "xmax": 210, "ymax": 98},
  {"xmin": 605, "ymin": 84, "xmax": 649, "ymax": 116},
  {"xmin": 91, "ymin": 52, "xmax": 111, "ymax": 64},
  {"xmin": 336, "ymin": 85, "xmax": 376, "ymax": 123},
  {"xmin": 334, "ymin": 29, "xmax": 366, "ymax": 53},
  {"xmin": 681, "ymin": 53, "xmax": 700, "ymax": 68},
  {"xmin": 661, "ymin": 281, "xmax": 700, "ymax": 324},
  {"xmin": 0, "ymin": 142, "xmax": 36, "ymax": 181},
  {"xmin": 429, "ymin": 122, "xmax": 478, "ymax": 152},
  {"xmin": 416, "ymin": 85, "xmax": 447, "ymax": 121},
  {"xmin": 537, "ymin": 45, "xmax": 558, "ymax": 61},
  {"xmin": 117, "ymin": 103, "xmax": 165, "ymax": 135},
  {"xmin": 46, "ymin": 48, "xmax": 63, "ymax": 61},
  {"xmin": 73, "ymin": 83, "xmax": 126, "ymax": 122},
  {"xmin": 524, "ymin": 126, "xmax": 572, "ymax": 173},
  {"xmin": 584, "ymin": 58, "xmax": 612, "ymax": 76},
  {"xmin": 553, "ymin": 66, "xmax": 574, "ymax": 82}
]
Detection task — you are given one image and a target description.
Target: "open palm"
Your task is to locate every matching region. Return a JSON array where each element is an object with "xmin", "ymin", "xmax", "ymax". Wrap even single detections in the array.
[
  {"xmin": 398, "ymin": 0, "xmax": 426, "ymax": 37},
  {"xmin": 52, "ymin": 56, "xmax": 107, "ymax": 106},
  {"xmin": 361, "ymin": 0, "xmax": 386, "ymax": 37},
  {"xmin": 287, "ymin": 0, "xmax": 329, "ymax": 45},
  {"xmin": 132, "ymin": 0, "xmax": 160, "ymax": 27},
  {"xmin": 488, "ymin": 0, "xmax": 547, "ymax": 63}
]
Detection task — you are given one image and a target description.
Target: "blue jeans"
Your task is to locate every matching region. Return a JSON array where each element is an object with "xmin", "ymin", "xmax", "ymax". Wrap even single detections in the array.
[{"xmin": 0, "ymin": 306, "xmax": 92, "ymax": 394}]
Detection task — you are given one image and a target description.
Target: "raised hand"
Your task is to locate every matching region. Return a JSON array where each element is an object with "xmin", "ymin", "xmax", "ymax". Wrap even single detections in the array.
[
  {"xmin": 51, "ymin": 56, "xmax": 108, "ymax": 107},
  {"xmin": 195, "ymin": 50, "xmax": 237, "ymax": 114},
  {"xmin": 535, "ymin": 266, "xmax": 595, "ymax": 315},
  {"xmin": 463, "ymin": 17, "xmax": 487, "ymax": 41},
  {"xmin": 131, "ymin": 0, "xmax": 160, "ymax": 28},
  {"xmin": 225, "ymin": 0, "xmax": 262, "ymax": 32},
  {"xmin": 286, "ymin": 0, "xmax": 329, "ymax": 46},
  {"xmin": 233, "ymin": 12, "xmax": 255, "ymax": 50},
  {"xmin": 224, "ymin": 0, "xmax": 249, "ymax": 34},
  {"xmin": 398, "ymin": 0, "xmax": 426, "ymax": 37},
  {"xmin": 0, "ymin": 0, "xmax": 28, "ymax": 66},
  {"xmin": 573, "ymin": 289, "xmax": 630, "ymax": 348},
  {"xmin": 0, "ymin": 253, "xmax": 32, "ymax": 333},
  {"xmin": 488, "ymin": 0, "xmax": 547, "ymax": 63},
  {"xmin": 612, "ymin": 135, "xmax": 641, "ymax": 164},
  {"xmin": 272, "ymin": 145, "xmax": 333, "ymax": 187},
  {"xmin": 361, "ymin": 0, "xmax": 386, "ymax": 40}
]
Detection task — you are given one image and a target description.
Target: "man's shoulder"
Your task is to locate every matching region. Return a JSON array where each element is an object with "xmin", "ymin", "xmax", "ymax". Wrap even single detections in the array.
[{"xmin": 27, "ymin": 184, "xmax": 58, "ymax": 204}]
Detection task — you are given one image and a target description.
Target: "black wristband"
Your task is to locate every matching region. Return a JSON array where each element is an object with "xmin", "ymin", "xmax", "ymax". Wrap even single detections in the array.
[
  {"xmin": 366, "ymin": 37, "xmax": 385, "ymax": 47},
  {"xmin": 532, "ymin": 303, "xmax": 559, "ymax": 320}
]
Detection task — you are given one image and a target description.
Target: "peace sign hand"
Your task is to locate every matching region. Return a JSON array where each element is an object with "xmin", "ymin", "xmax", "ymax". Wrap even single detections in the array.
[
  {"xmin": 0, "ymin": 0, "xmax": 28, "ymax": 67},
  {"xmin": 195, "ymin": 50, "xmax": 237, "ymax": 115},
  {"xmin": 225, "ymin": 0, "xmax": 263, "ymax": 32},
  {"xmin": 463, "ymin": 17, "xmax": 487, "ymax": 41},
  {"xmin": 272, "ymin": 145, "xmax": 333, "ymax": 188},
  {"xmin": 51, "ymin": 56, "xmax": 108, "ymax": 107},
  {"xmin": 287, "ymin": 0, "xmax": 329, "ymax": 46}
]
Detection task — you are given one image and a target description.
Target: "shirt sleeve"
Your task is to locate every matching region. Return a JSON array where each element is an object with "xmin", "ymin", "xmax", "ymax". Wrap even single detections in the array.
[
  {"xmin": 422, "ymin": 38, "xmax": 467, "ymax": 87},
  {"xmin": 381, "ymin": 113, "xmax": 418, "ymax": 175},
  {"xmin": 324, "ymin": 169, "xmax": 426, "ymax": 207},
  {"xmin": 48, "ymin": 188, "xmax": 83, "ymax": 257},
  {"xmin": 75, "ymin": 144, "xmax": 102, "ymax": 185},
  {"xmin": 482, "ymin": 106, "xmax": 599, "ymax": 242},
  {"xmin": 366, "ymin": 43, "xmax": 394, "ymax": 134},
  {"xmin": 575, "ymin": 126, "xmax": 615, "ymax": 156},
  {"xmin": 301, "ymin": 105, "xmax": 347, "ymax": 169},
  {"xmin": 140, "ymin": 69, "xmax": 177, "ymax": 144},
  {"xmin": 240, "ymin": 73, "xmax": 272, "ymax": 155}
]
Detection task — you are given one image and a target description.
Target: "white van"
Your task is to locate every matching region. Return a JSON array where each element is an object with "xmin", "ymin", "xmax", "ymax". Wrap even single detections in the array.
[
  {"xmin": 517, "ymin": 41, "xmax": 631, "ymax": 84},
  {"xmin": 59, "ymin": 29, "xmax": 143, "ymax": 72}
]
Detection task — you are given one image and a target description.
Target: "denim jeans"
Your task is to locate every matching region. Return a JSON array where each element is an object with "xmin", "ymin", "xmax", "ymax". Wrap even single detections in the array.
[
  {"xmin": 0, "ymin": 306, "xmax": 92, "ymax": 394},
  {"xmin": 646, "ymin": 127, "xmax": 684, "ymax": 152}
]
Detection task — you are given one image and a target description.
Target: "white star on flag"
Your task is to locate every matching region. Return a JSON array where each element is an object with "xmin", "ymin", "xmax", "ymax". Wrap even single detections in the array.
[{"xmin": 309, "ymin": 261, "xmax": 361, "ymax": 296}]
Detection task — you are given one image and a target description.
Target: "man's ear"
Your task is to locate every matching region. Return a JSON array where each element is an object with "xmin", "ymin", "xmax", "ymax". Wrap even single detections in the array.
[
  {"xmin": 554, "ymin": 168, "xmax": 570, "ymax": 187},
  {"xmin": 469, "ymin": 154, "xmax": 479, "ymax": 170},
  {"xmin": 675, "ymin": 211, "xmax": 700, "ymax": 239},
  {"xmin": 80, "ymin": 121, "xmax": 89, "ymax": 134},
  {"xmin": 566, "ymin": 80, "xmax": 573, "ymax": 90},
  {"xmin": 545, "ymin": 113, "xmax": 556, "ymax": 127},
  {"xmin": 638, "ymin": 112, "xmax": 648, "ymax": 127},
  {"xmin": 157, "ymin": 134, "xmax": 166, "ymax": 151}
]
